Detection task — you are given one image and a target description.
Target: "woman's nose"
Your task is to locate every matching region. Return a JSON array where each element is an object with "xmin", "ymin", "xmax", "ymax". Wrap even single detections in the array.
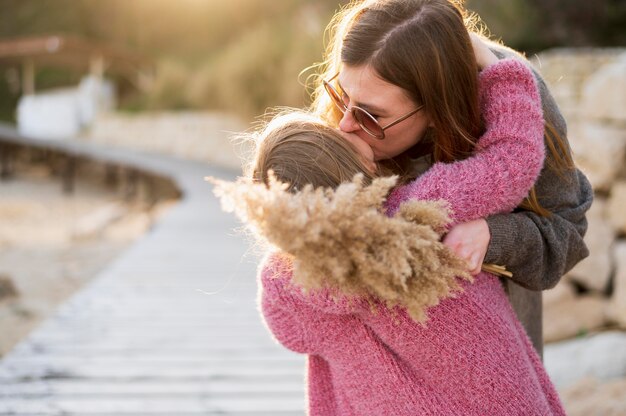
[{"xmin": 338, "ymin": 110, "xmax": 360, "ymax": 133}]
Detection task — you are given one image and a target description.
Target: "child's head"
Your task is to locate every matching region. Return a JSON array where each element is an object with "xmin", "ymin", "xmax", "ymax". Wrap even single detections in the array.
[{"xmin": 248, "ymin": 111, "xmax": 377, "ymax": 192}]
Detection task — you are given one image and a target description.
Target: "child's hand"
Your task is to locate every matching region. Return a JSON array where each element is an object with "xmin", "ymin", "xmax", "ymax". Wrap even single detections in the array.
[
  {"xmin": 443, "ymin": 218, "xmax": 491, "ymax": 275},
  {"xmin": 470, "ymin": 33, "xmax": 499, "ymax": 71},
  {"xmin": 339, "ymin": 131, "xmax": 377, "ymax": 174}
]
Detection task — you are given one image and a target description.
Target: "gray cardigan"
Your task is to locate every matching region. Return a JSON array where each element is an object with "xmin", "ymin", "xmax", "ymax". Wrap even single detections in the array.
[
  {"xmin": 409, "ymin": 45, "xmax": 593, "ymax": 357},
  {"xmin": 485, "ymin": 44, "xmax": 593, "ymax": 357}
]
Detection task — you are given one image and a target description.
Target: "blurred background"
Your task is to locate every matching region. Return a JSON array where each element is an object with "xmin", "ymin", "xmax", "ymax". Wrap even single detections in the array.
[
  {"xmin": 0, "ymin": 0, "xmax": 625, "ymax": 123},
  {"xmin": 0, "ymin": 1, "xmax": 625, "ymax": 415}
]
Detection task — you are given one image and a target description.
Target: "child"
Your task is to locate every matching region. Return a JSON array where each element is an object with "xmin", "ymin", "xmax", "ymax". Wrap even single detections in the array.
[{"xmin": 213, "ymin": 58, "xmax": 565, "ymax": 415}]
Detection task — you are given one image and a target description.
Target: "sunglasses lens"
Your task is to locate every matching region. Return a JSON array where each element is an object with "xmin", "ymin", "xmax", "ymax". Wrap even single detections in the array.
[
  {"xmin": 353, "ymin": 108, "xmax": 384, "ymax": 139},
  {"xmin": 324, "ymin": 83, "xmax": 346, "ymax": 112}
]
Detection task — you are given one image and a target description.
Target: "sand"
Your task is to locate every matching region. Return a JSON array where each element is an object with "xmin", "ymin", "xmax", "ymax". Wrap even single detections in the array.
[{"xmin": 0, "ymin": 164, "xmax": 174, "ymax": 357}]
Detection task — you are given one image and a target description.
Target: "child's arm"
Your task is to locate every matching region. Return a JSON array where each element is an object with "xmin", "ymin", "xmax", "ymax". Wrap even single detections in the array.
[
  {"xmin": 259, "ymin": 253, "xmax": 371, "ymax": 351},
  {"xmin": 483, "ymin": 46, "xmax": 593, "ymax": 290},
  {"xmin": 260, "ymin": 265, "xmax": 315, "ymax": 354},
  {"xmin": 386, "ymin": 58, "xmax": 545, "ymax": 225}
]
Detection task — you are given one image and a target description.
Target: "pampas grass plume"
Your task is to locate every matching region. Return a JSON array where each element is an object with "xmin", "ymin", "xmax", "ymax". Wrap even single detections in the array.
[{"xmin": 208, "ymin": 173, "xmax": 471, "ymax": 323}]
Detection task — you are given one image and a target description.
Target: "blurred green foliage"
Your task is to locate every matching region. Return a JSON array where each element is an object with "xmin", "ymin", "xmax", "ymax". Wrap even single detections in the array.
[
  {"xmin": 467, "ymin": 0, "xmax": 626, "ymax": 53},
  {"xmin": 0, "ymin": 0, "xmax": 624, "ymax": 122}
]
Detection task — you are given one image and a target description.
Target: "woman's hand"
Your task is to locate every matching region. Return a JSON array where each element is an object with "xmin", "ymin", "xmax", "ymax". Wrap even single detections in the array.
[
  {"xmin": 469, "ymin": 33, "xmax": 499, "ymax": 70},
  {"xmin": 443, "ymin": 218, "xmax": 491, "ymax": 275}
]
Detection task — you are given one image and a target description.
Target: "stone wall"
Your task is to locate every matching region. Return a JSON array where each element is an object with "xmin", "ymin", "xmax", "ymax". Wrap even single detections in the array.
[
  {"xmin": 85, "ymin": 111, "xmax": 248, "ymax": 172},
  {"xmin": 532, "ymin": 48, "xmax": 626, "ymax": 343}
]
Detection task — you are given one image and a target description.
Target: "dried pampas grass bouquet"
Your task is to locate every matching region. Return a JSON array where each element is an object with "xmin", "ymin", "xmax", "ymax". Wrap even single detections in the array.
[{"xmin": 208, "ymin": 173, "xmax": 471, "ymax": 323}]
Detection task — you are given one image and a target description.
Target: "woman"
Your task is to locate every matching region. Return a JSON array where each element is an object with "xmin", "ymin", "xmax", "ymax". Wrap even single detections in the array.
[
  {"xmin": 311, "ymin": 0, "xmax": 593, "ymax": 356},
  {"xmin": 215, "ymin": 55, "xmax": 565, "ymax": 414}
]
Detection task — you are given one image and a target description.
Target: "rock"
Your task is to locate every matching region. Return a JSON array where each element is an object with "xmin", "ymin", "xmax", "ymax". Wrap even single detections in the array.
[
  {"xmin": 608, "ymin": 243, "xmax": 626, "ymax": 328},
  {"xmin": 543, "ymin": 295, "xmax": 608, "ymax": 343},
  {"xmin": 0, "ymin": 274, "xmax": 19, "ymax": 300},
  {"xmin": 607, "ymin": 182, "xmax": 626, "ymax": 235},
  {"xmin": 544, "ymin": 331, "xmax": 626, "ymax": 390},
  {"xmin": 560, "ymin": 376, "xmax": 626, "ymax": 416},
  {"xmin": 543, "ymin": 281, "xmax": 576, "ymax": 308},
  {"xmin": 581, "ymin": 53, "xmax": 626, "ymax": 123},
  {"xmin": 568, "ymin": 122, "xmax": 626, "ymax": 192},
  {"xmin": 566, "ymin": 199, "xmax": 614, "ymax": 292}
]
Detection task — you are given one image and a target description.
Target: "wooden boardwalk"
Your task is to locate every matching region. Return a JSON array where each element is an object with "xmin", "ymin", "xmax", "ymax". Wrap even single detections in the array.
[{"xmin": 0, "ymin": 126, "xmax": 306, "ymax": 415}]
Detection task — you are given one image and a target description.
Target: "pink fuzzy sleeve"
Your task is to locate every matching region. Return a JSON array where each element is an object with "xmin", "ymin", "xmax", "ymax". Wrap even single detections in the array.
[
  {"xmin": 386, "ymin": 59, "xmax": 545, "ymax": 225},
  {"xmin": 258, "ymin": 253, "xmax": 370, "ymax": 349},
  {"xmin": 260, "ymin": 254, "xmax": 370, "ymax": 324},
  {"xmin": 307, "ymin": 355, "xmax": 340, "ymax": 415},
  {"xmin": 259, "ymin": 260, "xmax": 318, "ymax": 354}
]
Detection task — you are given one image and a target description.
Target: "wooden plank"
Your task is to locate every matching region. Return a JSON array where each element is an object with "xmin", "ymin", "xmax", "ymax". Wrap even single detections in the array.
[
  {"xmin": 3, "ymin": 355, "xmax": 302, "ymax": 366},
  {"xmin": 9, "ymin": 344, "xmax": 289, "ymax": 357},
  {"xmin": 0, "ymin": 397, "xmax": 306, "ymax": 414},
  {"xmin": 0, "ymin": 366, "xmax": 304, "ymax": 382},
  {"xmin": 0, "ymin": 379, "xmax": 304, "ymax": 396}
]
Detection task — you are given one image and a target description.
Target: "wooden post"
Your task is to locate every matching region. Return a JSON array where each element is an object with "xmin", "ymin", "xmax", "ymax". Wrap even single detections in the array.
[
  {"xmin": 104, "ymin": 164, "xmax": 119, "ymax": 189},
  {"xmin": 0, "ymin": 143, "xmax": 14, "ymax": 180},
  {"xmin": 22, "ymin": 59, "xmax": 35, "ymax": 95},
  {"xmin": 62, "ymin": 155, "xmax": 76, "ymax": 195},
  {"xmin": 125, "ymin": 168, "xmax": 139, "ymax": 201}
]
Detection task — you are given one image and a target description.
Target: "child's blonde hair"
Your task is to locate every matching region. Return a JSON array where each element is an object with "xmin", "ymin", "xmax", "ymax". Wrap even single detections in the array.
[{"xmin": 247, "ymin": 111, "xmax": 377, "ymax": 192}]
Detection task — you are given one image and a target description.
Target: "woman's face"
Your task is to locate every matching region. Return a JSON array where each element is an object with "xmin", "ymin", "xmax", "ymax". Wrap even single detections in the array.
[
  {"xmin": 337, "ymin": 64, "xmax": 432, "ymax": 161},
  {"xmin": 338, "ymin": 130, "xmax": 377, "ymax": 174}
]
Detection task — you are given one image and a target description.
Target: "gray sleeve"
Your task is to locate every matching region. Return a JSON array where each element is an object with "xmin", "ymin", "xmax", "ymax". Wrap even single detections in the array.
[
  {"xmin": 484, "ymin": 47, "xmax": 593, "ymax": 290},
  {"xmin": 484, "ymin": 168, "xmax": 592, "ymax": 290}
]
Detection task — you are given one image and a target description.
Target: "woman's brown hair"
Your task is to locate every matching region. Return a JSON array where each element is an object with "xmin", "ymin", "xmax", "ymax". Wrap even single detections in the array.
[
  {"xmin": 311, "ymin": 0, "xmax": 574, "ymax": 216},
  {"xmin": 312, "ymin": 0, "xmax": 481, "ymax": 164}
]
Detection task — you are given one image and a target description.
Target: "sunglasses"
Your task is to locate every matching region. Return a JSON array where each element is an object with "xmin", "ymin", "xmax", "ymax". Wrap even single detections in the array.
[{"xmin": 323, "ymin": 73, "xmax": 423, "ymax": 140}]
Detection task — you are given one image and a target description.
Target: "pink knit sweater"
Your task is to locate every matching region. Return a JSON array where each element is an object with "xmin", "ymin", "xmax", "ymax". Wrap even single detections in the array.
[{"xmin": 259, "ymin": 59, "xmax": 565, "ymax": 415}]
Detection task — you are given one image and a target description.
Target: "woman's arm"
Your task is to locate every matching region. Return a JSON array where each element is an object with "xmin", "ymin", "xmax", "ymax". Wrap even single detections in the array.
[
  {"xmin": 386, "ymin": 58, "xmax": 545, "ymax": 225},
  {"xmin": 484, "ymin": 152, "xmax": 593, "ymax": 290},
  {"xmin": 453, "ymin": 43, "xmax": 593, "ymax": 290}
]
